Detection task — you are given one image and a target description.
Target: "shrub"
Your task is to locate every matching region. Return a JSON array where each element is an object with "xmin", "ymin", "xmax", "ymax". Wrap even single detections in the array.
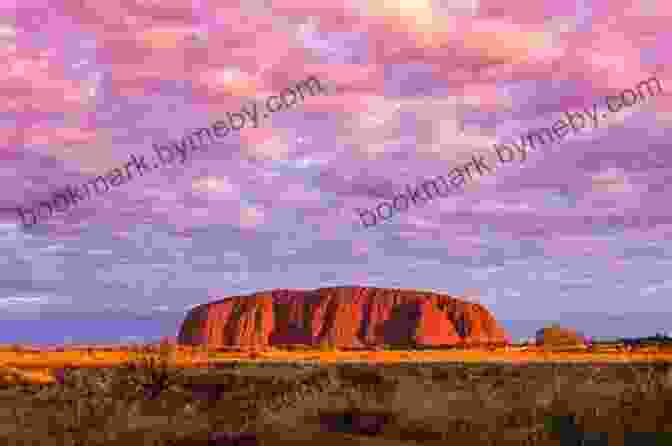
[
  {"xmin": 158, "ymin": 338, "xmax": 176, "ymax": 361},
  {"xmin": 120, "ymin": 355, "xmax": 184, "ymax": 400},
  {"xmin": 317, "ymin": 341, "xmax": 337, "ymax": 351},
  {"xmin": 10, "ymin": 344, "xmax": 23, "ymax": 355},
  {"xmin": 536, "ymin": 325, "xmax": 585, "ymax": 348}
]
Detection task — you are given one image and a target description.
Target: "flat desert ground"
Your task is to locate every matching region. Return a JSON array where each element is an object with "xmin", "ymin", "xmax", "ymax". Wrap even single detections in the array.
[{"xmin": 0, "ymin": 346, "xmax": 670, "ymax": 445}]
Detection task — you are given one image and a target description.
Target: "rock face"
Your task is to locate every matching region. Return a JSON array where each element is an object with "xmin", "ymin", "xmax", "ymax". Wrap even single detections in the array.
[{"xmin": 177, "ymin": 286, "xmax": 510, "ymax": 348}]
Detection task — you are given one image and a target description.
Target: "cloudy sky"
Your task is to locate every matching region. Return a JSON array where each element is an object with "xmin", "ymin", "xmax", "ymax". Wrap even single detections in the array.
[{"xmin": 2, "ymin": 0, "xmax": 672, "ymax": 334}]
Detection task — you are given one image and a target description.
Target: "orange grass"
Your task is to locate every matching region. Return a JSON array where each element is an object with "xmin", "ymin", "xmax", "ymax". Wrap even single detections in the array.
[
  {"xmin": 1, "ymin": 345, "xmax": 670, "ymax": 385},
  {"xmin": 0, "ymin": 366, "xmax": 56, "ymax": 384},
  {"xmin": 0, "ymin": 346, "xmax": 671, "ymax": 374}
]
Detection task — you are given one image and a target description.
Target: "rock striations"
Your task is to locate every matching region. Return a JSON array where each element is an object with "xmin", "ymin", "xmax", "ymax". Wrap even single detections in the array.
[{"xmin": 177, "ymin": 286, "xmax": 510, "ymax": 348}]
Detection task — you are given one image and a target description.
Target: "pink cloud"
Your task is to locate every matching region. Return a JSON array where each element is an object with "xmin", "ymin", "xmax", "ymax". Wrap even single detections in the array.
[
  {"xmin": 59, "ymin": 3, "xmax": 325, "ymax": 103},
  {"xmin": 0, "ymin": 127, "xmax": 22, "ymax": 149},
  {"xmin": 589, "ymin": 168, "xmax": 635, "ymax": 194},
  {"xmin": 266, "ymin": 0, "xmax": 364, "ymax": 33},
  {"xmin": 60, "ymin": 0, "xmax": 199, "ymax": 30},
  {"xmin": 569, "ymin": 32, "xmax": 649, "ymax": 93},
  {"xmin": 295, "ymin": 92, "xmax": 382, "ymax": 114},
  {"xmin": 191, "ymin": 176, "xmax": 240, "ymax": 200},
  {"xmin": 470, "ymin": 199, "xmax": 535, "ymax": 214},
  {"xmin": 100, "ymin": 29, "xmax": 311, "ymax": 103},
  {"xmin": 196, "ymin": 67, "xmax": 264, "ymax": 98},
  {"xmin": 238, "ymin": 128, "xmax": 300, "ymax": 163},
  {"xmin": 238, "ymin": 126, "xmax": 276, "ymax": 147},
  {"xmin": 0, "ymin": 47, "xmax": 87, "ymax": 114},
  {"xmin": 239, "ymin": 205, "xmax": 266, "ymax": 229},
  {"xmin": 294, "ymin": 63, "xmax": 383, "ymax": 93},
  {"xmin": 23, "ymin": 126, "xmax": 97, "ymax": 147},
  {"xmin": 479, "ymin": 0, "xmax": 578, "ymax": 24},
  {"xmin": 457, "ymin": 81, "xmax": 513, "ymax": 110}
]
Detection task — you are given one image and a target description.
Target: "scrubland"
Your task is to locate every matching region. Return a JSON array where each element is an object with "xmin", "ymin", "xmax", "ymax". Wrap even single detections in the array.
[{"xmin": 0, "ymin": 344, "xmax": 671, "ymax": 445}]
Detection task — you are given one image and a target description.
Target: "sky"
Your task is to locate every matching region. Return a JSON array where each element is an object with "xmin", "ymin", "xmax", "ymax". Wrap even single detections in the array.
[{"xmin": 2, "ymin": 0, "xmax": 672, "ymax": 344}]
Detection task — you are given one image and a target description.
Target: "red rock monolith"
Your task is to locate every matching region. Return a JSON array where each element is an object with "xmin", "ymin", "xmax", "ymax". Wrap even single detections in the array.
[{"xmin": 177, "ymin": 286, "xmax": 509, "ymax": 348}]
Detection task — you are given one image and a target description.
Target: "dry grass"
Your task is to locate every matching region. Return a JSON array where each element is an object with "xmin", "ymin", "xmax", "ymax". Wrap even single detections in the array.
[
  {"xmin": 0, "ymin": 343, "xmax": 671, "ymax": 371},
  {"xmin": 0, "ymin": 366, "xmax": 55, "ymax": 385},
  {"xmin": 0, "ymin": 349, "xmax": 669, "ymax": 445},
  {"xmin": 0, "ymin": 344, "xmax": 671, "ymax": 444}
]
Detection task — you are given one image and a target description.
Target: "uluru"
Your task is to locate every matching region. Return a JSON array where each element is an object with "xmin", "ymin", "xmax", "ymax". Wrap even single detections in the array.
[{"xmin": 177, "ymin": 286, "xmax": 510, "ymax": 348}]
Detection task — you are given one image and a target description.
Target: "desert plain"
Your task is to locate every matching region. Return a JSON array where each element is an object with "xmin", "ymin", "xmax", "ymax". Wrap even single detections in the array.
[{"xmin": 0, "ymin": 344, "xmax": 671, "ymax": 446}]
